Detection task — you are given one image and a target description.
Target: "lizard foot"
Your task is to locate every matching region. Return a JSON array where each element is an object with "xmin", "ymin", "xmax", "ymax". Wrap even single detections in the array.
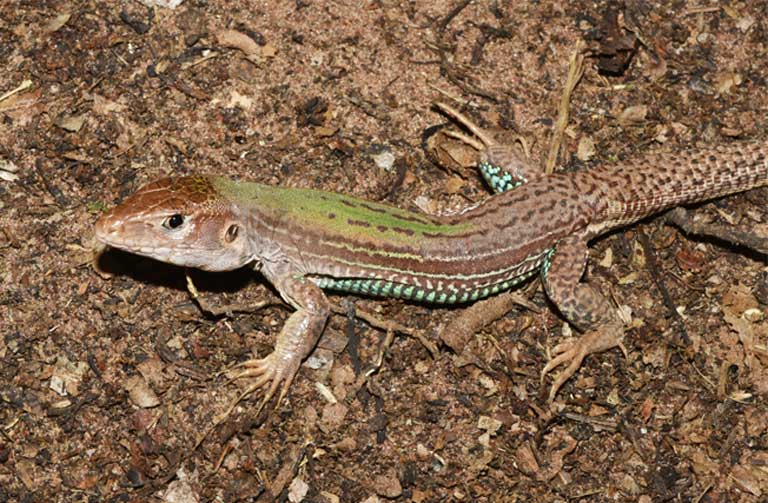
[
  {"xmin": 541, "ymin": 323, "xmax": 626, "ymax": 401},
  {"xmin": 227, "ymin": 352, "xmax": 303, "ymax": 413},
  {"xmin": 201, "ymin": 352, "xmax": 302, "ymax": 447}
]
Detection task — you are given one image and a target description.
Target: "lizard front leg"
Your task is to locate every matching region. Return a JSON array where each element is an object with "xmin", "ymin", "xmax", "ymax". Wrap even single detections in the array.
[
  {"xmin": 230, "ymin": 274, "xmax": 330, "ymax": 411},
  {"xmin": 541, "ymin": 233, "xmax": 626, "ymax": 400}
]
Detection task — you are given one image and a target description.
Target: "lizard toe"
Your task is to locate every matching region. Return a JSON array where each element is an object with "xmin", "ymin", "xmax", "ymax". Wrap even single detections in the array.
[{"xmin": 542, "ymin": 322, "xmax": 626, "ymax": 400}]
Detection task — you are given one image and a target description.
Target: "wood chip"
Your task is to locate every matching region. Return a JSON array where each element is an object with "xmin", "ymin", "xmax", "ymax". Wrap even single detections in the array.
[
  {"xmin": 125, "ymin": 375, "xmax": 160, "ymax": 408},
  {"xmin": 618, "ymin": 104, "xmax": 648, "ymax": 126}
]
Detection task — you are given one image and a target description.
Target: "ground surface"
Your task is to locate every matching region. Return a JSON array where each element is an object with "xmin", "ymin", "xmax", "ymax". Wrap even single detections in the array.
[{"xmin": 1, "ymin": 1, "xmax": 768, "ymax": 502}]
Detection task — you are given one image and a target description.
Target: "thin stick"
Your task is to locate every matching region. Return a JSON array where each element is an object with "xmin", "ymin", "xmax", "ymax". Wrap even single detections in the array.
[{"xmin": 545, "ymin": 41, "xmax": 585, "ymax": 175}]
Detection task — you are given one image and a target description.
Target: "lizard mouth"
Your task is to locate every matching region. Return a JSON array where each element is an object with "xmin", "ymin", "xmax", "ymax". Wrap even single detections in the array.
[
  {"xmin": 96, "ymin": 235, "xmax": 175, "ymax": 259},
  {"xmin": 94, "ymin": 218, "xmax": 172, "ymax": 257}
]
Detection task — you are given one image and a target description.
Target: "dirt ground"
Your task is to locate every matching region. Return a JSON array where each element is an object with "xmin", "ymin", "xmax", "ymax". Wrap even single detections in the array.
[{"xmin": 1, "ymin": 1, "xmax": 768, "ymax": 501}]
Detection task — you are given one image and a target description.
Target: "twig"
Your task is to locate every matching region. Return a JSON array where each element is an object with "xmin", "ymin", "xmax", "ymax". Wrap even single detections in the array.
[
  {"xmin": 330, "ymin": 303, "xmax": 437, "ymax": 357},
  {"xmin": 0, "ymin": 79, "xmax": 33, "ymax": 105},
  {"xmin": 436, "ymin": 0, "xmax": 473, "ymax": 34},
  {"xmin": 637, "ymin": 229, "xmax": 690, "ymax": 345},
  {"xmin": 545, "ymin": 40, "xmax": 586, "ymax": 175},
  {"xmin": 185, "ymin": 271, "xmax": 277, "ymax": 316},
  {"xmin": 666, "ymin": 207, "xmax": 768, "ymax": 255},
  {"xmin": 440, "ymin": 290, "xmax": 538, "ymax": 352},
  {"xmin": 562, "ymin": 412, "xmax": 618, "ymax": 432}
]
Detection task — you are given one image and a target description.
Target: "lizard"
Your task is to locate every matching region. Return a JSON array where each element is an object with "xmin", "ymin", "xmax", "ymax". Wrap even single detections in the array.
[{"xmin": 94, "ymin": 103, "xmax": 768, "ymax": 409}]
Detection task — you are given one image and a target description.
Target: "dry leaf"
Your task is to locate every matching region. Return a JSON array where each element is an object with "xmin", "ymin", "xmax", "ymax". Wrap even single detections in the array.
[
  {"xmin": 443, "ymin": 176, "xmax": 465, "ymax": 195},
  {"xmin": 288, "ymin": 477, "xmax": 310, "ymax": 503},
  {"xmin": 618, "ymin": 104, "xmax": 648, "ymax": 126},
  {"xmin": 163, "ymin": 467, "xmax": 201, "ymax": 503},
  {"xmin": 0, "ymin": 159, "xmax": 20, "ymax": 182},
  {"xmin": 599, "ymin": 247, "xmax": 613, "ymax": 268},
  {"xmin": 515, "ymin": 441, "xmax": 540, "ymax": 476},
  {"xmin": 215, "ymin": 29, "xmax": 276, "ymax": 62},
  {"xmin": 216, "ymin": 29, "xmax": 260, "ymax": 55},
  {"xmin": 722, "ymin": 284, "xmax": 759, "ymax": 317},
  {"xmin": 730, "ymin": 465, "xmax": 762, "ymax": 497},
  {"xmin": 715, "ymin": 72, "xmax": 742, "ymax": 95},
  {"xmin": 55, "ymin": 113, "xmax": 86, "ymax": 132},
  {"xmin": 0, "ymin": 87, "xmax": 44, "ymax": 125},
  {"xmin": 319, "ymin": 402, "xmax": 348, "ymax": 433},
  {"xmin": 43, "ymin": 13, "xmax": 70, "ymax": 34},
  {"xmin": 49, "ymin": 355, "xmax": 89, "ymax": 397},
  {"xmin": 373, "ymin": 469, "xmax": 402, "ymax": 499},
  {"xmin": 577, "ymin": 135, "xmax": 596, "ymax": 161},
  {"xmin": 138, "ymin": 0, "xmax": 185, "ymax": 8},
  {"xmin": 478, "ymin": 415, "xmax": 502, "ymax": 435},
  {"xmin": 261, "ymin": 43, "xmax": 278, "ymax": 57},
  {"xmin": 675, "ymin": 247, "xmax": 705, "ymax": 272},
  {"xmin": 125, "ymin": 375, "xmax": 160, "ymax": 408},
  {"xmin": 91, "ymin": 93, "xmax": 127, "ymax": 114}
]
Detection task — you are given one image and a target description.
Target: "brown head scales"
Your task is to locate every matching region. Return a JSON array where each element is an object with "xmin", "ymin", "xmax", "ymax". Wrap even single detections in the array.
[{"xmin": 95, "ymin": 176, "xmax": 255, "ymax": 271}]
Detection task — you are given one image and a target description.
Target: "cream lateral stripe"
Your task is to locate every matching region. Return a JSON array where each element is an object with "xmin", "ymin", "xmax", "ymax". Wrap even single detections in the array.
[
  {"xmin": 318, "ymin": 239, "xmax": 425, "ymax": 261},
  {"xmin": 292, "ymin": 246, "xmax": 552, "ymax": 282}
]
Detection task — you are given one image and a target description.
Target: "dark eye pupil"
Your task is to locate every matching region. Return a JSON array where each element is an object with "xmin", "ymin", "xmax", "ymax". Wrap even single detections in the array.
[{"xmin": 168, "ymin": 214, "xmax": 184, "ymax": 228}]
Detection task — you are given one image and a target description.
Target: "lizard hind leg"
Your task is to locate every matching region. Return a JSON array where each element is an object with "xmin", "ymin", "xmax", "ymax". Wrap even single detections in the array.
[
  {"xmin": 434, "ymin": 102, "xmax": 539, "ymax": 193},
  {"xmin": 541, "ymin": 234, "xmax": 627, "ymax": 400}
]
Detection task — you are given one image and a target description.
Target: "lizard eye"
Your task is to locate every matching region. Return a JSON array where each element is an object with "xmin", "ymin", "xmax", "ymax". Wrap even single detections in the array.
[
  {"xmin": 225, "ymin": 224, "xmax": 239, "ymax": 242},
  {"xmin": 163, "ymin": 214, "xmax": 185, "ymax": 229}
]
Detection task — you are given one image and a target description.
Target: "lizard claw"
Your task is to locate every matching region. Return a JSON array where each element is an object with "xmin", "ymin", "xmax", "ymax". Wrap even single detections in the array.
[
  {"xmin": 541, "ymin": 323, "xmax": 625, "ymax": 401},
  {"xmin": 224, "ymin": 352, "xmax": 303, "ymax": 416}
]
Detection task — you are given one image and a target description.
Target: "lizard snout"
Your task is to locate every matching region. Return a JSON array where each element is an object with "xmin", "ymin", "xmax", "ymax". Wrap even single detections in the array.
[{"xmin": 94, "ymin": 212, "xmax": 124, "ymax": 245}]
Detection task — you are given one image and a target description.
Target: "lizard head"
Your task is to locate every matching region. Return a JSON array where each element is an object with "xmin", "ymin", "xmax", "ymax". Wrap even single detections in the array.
[{"xmin": 95, "ymin": 175, "xmax": 254, "ymax": 271}]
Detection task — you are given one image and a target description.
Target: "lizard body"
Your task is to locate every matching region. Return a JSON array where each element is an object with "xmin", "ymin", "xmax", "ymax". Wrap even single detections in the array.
[{"xmin": 95, "ymin": 105, "xmax": 768, "ymax": 406}]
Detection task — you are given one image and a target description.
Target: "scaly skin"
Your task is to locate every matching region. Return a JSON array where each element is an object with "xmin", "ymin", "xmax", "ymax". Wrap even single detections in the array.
[{"xmin": 95, "ymin": 105, "xmax": 768, "ymax": 407}]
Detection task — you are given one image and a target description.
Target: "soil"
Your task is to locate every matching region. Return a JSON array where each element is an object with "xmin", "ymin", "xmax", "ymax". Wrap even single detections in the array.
[{"xmin": 1, "ymin": 1, "xmax": 767, "ymax": 502}]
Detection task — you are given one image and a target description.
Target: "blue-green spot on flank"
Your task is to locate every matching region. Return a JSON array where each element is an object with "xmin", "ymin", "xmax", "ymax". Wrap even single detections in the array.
[
  {"xmin": 539, "ymin": 247, "xmax": 556, "ymax": 281},
  {"xmin": 479, "ymin": 161, "xmax": 526, "ymax": 194}
]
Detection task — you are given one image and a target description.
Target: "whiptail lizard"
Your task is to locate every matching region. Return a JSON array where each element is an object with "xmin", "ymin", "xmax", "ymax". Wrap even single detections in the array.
[{"xmin": 95, "ymin": 103, "xmax": 768, "ymax": 408}]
